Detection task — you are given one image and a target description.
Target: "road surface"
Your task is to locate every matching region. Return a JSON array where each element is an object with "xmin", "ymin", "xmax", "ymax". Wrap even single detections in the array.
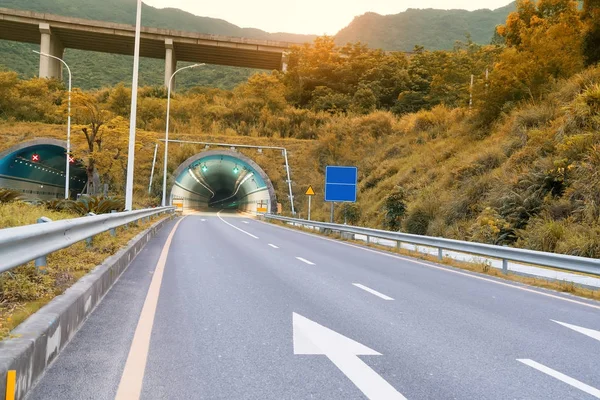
[{"xmin": 28, "ymin": 212, "xmax": 600, "ymax": 399}]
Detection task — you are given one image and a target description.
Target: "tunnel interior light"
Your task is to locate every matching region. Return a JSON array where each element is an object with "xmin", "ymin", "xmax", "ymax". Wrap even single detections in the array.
[
  {"xmin": 201, "ymin": 164, "xmax": 208, "ymax": 172},
  {"xmin": 233, "ymin": 166, "xmax": 239, "ymax": 174}
]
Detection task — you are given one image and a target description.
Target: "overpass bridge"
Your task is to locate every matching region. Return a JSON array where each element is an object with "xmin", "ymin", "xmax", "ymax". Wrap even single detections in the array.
[{"xmin": 0, "ymin": 7, "xmax": 292, "ymax": 88}]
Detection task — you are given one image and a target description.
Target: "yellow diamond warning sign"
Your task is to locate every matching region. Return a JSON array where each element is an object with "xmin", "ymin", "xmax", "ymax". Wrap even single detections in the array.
[{"xmin": 305, "ymin": 186, "xmax": 315, "ymax": 196}]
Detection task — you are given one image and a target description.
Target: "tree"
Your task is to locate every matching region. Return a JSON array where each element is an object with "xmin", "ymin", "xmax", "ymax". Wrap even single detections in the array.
[
  {"xmin": 384, "ymin": 189, "xmax": 407, "ymax": 231},
  {"xmin": 70, "ymin": 90, "xmax": 112, "ymax": 195},
  {"xmin": 481, "ymin": 0, "xmax": 585, "ymax": 124},
  {"xmin": 340, "ymin": 203, "xmax": 361, "ymax": 225}
]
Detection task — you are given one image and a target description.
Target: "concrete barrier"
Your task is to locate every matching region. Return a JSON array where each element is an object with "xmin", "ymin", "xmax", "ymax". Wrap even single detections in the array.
[{"xmin": 0, "ymin": 214, "xmax": 174, "ymax": 399}]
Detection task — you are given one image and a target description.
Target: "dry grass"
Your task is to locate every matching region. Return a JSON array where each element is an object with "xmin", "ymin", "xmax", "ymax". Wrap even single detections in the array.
[{"xmin": 0, "ymin": 202, "xmax": 169, "ymax": 339}]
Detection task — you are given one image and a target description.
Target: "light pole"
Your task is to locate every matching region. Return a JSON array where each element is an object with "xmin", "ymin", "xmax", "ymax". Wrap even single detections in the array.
[
  {"xmin": 161, "ymin": 63, "xmax": 204, "ymax": 206},
  {"xmin": 124, "ymin": 0, "xmax": 142, "ymax": 211},
  {"xmin": 33, "ymin": 50, "xmax": 71, "ymax": 199}
]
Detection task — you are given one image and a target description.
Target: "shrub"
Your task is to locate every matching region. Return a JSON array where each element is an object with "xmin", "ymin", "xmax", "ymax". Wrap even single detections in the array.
[
  {"xmin": 383, "ymin": 189, "xmax": 407, "ymax": 231},
  {"xmin": 517, "ymin": 218, "xmax": 566, "ymax": 252},
  {"xmin": 0, "ymin": 189, "xmax": 22, "ymax": 204},
  {"xmin": 69, "ymin": 196, "xmax": 125, "ymax": 216},
  {"xmin": 404, "ymin": 195, "xmax": 439, "ymax": 235},
  {"xmin": 339, "ymin": 203, "xmax": 361, "ymax": 225},
  {"xmin": 555, "ymin": 223, "xmax": 600, "ymax": 258},
  {"xmin": 470, "ymin": 207, "xmax": 513, "ymax": 245}
]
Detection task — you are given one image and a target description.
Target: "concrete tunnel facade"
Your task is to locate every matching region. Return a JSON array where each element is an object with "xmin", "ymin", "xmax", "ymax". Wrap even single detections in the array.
[{"xmin": 170, "ymin": 150, "xmax": 277, "ymax": 213}]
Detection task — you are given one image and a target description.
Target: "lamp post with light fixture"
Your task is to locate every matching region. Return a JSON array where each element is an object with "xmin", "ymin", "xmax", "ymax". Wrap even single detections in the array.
[
  {"xmin": 33, "ymin": 50, "xmax": 71, "ymax": 199},
  {"xmin": 161, "ymin": 63, "xmax": 205, "ymax": 206}
]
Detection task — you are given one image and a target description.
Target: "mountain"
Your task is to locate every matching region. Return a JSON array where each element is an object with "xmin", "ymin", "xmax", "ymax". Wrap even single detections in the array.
[
  {"xmin": 334, "ymin": 3, "xmax": 516, "ymax": 51},
  {"xmin": 0, "ymin": 0, "xmax": 315, "ymax": 43},
  {"xmin": 0, "ymin": 0, "xmax": 514, "ymax": 89}
]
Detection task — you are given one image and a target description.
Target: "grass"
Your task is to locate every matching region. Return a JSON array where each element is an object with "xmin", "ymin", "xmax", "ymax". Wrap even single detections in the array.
[
  {"xmin": 265, "ymin": 219, "xmax": 600, "ymax": 302},
  {"xmin": 0, "ymin": 202, "xmax": 169, "ymax": 339}
]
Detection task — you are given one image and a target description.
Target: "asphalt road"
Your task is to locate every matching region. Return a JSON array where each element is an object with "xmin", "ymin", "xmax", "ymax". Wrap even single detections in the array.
[{"xmin": 28, "ymin": 212, "xmax": 600, "ymax": 399}]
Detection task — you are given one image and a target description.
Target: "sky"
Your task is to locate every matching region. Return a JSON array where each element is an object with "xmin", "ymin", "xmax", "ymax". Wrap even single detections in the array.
[{"xmin": 142, "ymin": 0, "xmax": 515, "ymax": 35}]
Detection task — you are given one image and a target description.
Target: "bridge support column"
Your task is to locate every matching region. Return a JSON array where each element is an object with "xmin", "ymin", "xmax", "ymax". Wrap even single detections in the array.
[
  {"xmin": 165, "ymin": 38, "xmax": 177, "ymax": 91},
  {"xmin": 281, "ymin": 52, "xmax": 289, "ymax": 72},
  {"xmin": 39, "ymin": 23, "xmax": 64, "ymax": 80}
]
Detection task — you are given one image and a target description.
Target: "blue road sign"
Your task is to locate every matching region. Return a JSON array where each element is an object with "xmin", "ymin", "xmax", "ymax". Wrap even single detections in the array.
[{"xmin": 325, "ymin": 166, "xmax": 357, "ymax": 202}]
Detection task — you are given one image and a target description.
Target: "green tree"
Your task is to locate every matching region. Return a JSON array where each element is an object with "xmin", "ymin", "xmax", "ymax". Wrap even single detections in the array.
[{"xmin": 384, "ymin": 189, "xmax": 407, "ymax": 231}]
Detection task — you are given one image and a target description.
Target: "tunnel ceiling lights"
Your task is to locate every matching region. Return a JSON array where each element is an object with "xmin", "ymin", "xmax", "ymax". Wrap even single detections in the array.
[{"xmin": 201, "ymin": 164, "xmax": 208, "ymax": 173}]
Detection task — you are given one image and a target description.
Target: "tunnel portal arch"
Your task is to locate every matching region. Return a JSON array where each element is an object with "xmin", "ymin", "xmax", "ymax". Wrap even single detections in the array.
[
  {"xmin": 0, "ymin": 138, "xmax": 87, "ymax": 200},
  {"xmin": 170, "ymin": 150, "xmax": 277, "ymax": 213}
]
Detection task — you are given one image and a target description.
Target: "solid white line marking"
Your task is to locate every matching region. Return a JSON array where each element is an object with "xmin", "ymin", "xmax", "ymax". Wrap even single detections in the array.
[
  {"xmin": 257, "ymin": 220, "xmax": 600, "ymax": 311},
  {"xmin": 353, "ymin": 283, "xmax": 394, "ymax": 300},
  {"xmin": 217, "ymin": 210, "xmax": 258, "ymax": 239},
  {"xmin": 115, "ymin": 218, "xmax": 185, "ymax": 400},
  {"xmin": 268, "ymin": 244, "xmax": 279, "ymax": 249},
  {"xmin": 296, "ymin": 257, "xmax": 315, "ymax": 265},
  {"xmin": 552, "ymin": 320, "xmax": 600, "ymax": 342},
  {"xmin": 517, "ymin": 359, "xmax": 600, "ymax": 398},
  {"xmin": 293, "ymin": 313, "xmax": 406, "ymax": 400}
]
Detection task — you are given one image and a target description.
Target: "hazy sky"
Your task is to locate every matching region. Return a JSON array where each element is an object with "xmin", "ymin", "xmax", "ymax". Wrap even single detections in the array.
[{"xmin": 142, "ymin": 0, "xmax": 514, "ymax": 35}]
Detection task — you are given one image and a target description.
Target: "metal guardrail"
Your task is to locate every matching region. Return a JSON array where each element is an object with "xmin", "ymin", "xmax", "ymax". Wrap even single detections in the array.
[
  {"xmin": 264, "ymin": 215, "xmax": 600, "ymax": 277},
  {"xmin": 0, "ymin": 207, "xmax": 175, "ymax": 273}
]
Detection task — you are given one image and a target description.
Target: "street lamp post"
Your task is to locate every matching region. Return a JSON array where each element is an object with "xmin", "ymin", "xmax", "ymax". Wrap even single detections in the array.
[
  {"xmin": 33, "ymin": 50, "xmax": 71, "ymax": 199},
  {"xmin": 161, "ymin": 63, "xmax": 204, "ymax": 206},
  {"xmin": 124, "ymin": 0, "xmax": 143, "ymax": 211}
]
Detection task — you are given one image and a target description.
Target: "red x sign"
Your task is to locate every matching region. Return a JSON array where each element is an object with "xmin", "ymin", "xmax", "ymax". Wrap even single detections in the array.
[
  {"xmin": 68, "ymin": 156, "xmax": 75, "ymax": 164},
  {"xmin": 31, "ymin": 154, "xmax": 40, "ymax": 162}
]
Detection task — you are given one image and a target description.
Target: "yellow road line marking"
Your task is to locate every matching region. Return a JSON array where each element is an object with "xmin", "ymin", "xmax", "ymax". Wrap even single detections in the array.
[
  {"xmin": 6, "ymin": 370, "xmax": 15, "ymax": 400},
  {"xmin": 115, "ymin": 218, "xmax": 185, "ymax": 400}
]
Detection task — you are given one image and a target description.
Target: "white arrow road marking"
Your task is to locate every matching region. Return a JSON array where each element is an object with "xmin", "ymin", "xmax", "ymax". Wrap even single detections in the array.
[
  {"xmin": 517, "ymin": 359, "xmax": 600, "ymax": 399},
  {"xmin": 217, "ymin": 210, "xmax": 258, "ymax": 239},
  {"xmin": 242, "ymin": 221, "xmax": 250, "ymax": 224},
  {"xmin": 353, "ymin": 283, "xmax": 394, "ymax": 301},
  {"xmin": 293, "ymin": 313, "xmax": 406, "ymax": 400},
  {"xmin": 552, "ymin": 320, "xmax": 600, "ymax": 342},
  {"xmin": 200, "ymin": 219, "xmax": 206, "ymax": 222},
  {"xmin": 296, "ymin": 257, "xmax": 315, "ymax": 265},
  {"xmin": 268, "ymin": 244, "xmax": 279, "ymax": 249}
]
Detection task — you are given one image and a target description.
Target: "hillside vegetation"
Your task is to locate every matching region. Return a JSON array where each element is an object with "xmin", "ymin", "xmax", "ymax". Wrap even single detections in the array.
[
  {"xmin": 2, "ymin": 0, "xmax": 512, "ymax": 89},
  {"xmin": 1, "ymin": 0, "xmax": 599, "ymax": 258},
  {"xmin": 0, "ymin": 0, "xmax": 315, "ymax": 90}
]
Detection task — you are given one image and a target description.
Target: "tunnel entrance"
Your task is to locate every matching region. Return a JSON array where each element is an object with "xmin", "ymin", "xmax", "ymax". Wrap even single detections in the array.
[
  {"xmin": 0, "ymin": 139, "xmax": 87, "ymax": 200},
  {"xmin": 170, "ymin": 150, "xmax": 276, "ymax": 213}
]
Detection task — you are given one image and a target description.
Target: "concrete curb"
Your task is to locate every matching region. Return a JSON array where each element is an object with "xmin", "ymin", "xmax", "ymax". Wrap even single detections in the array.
[{"xmin": 0, "ymin": 214, "xmax": 175, "ymax": 399}]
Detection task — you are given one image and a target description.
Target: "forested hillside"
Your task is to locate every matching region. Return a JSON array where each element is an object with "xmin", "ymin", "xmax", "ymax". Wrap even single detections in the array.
[
  {"xmin": 1, "ymin": 0, "xmax": 600, "ymax": 258},
  {"xmin": 2, "ymin": 0, "xmax": 514, "ymax": 89},
  {"xmin": 0, "ymin": 0, "xmax": 315, "ymax": 89},
  {"xmin": 335, "ymin": 3, "xmax": 515, "ymax": 51}
]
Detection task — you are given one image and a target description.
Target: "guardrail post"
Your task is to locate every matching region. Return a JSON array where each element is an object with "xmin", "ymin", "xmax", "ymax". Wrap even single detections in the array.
[
  {"xmin": 34, "ymin": 217, "xmax": 52, "ymax": 273},
  {"xmin": 85, "ymin": 213, "xmax": 96, "ymax": 247},
  {"xmin": 396, "ymin": 241, "xmax": 402, "ymax": 252},
  {"xmin": 366, "ymin": 235, "xmax": 370, "ymax": 244},
  {"xmin": 110, "ymin": 210, "xmax": 117, "ymax": 237},
  {"xmin": 438, "ymin": 248, "xmax": 444, "ymax": 261},
  {"xmin": 502, "ymin": 259, "xmax": 508, "ymax": 274}
]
